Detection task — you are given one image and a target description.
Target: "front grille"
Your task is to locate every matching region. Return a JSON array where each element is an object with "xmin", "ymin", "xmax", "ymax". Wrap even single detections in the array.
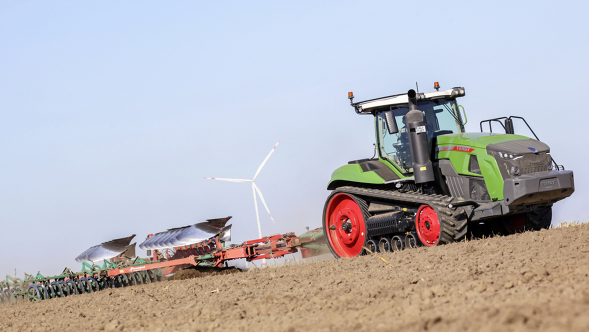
[
  {"xmin": 490, "ymin": 151, "xmax": 552, "ymax": 179},
  {"xmin": 519, "ymin": 165, "xmax": 549, "ymax": 175}
]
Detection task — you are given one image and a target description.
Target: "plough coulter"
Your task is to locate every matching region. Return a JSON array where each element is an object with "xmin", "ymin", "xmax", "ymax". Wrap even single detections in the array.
[{"xmin": 0, "ymin": 217, "xmax": 328, "ymax": 304}]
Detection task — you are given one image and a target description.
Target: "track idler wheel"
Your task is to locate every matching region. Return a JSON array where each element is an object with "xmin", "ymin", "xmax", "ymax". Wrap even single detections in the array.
[
  {"xmin": 415, "ymin": 205, "xmax": 441, "ymax": 246},
  {"xmin": 323, "ymin": 193, "xmax": 369, "ymax": 258},
  {"xmin": 378, "ymin": 238, "xmax": 391, "ymax": 252}
]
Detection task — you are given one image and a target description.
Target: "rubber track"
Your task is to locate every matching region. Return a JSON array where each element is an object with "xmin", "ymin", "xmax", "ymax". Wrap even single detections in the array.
[{"xmin": 330, "ymin": 186, "xmax": 468, "ymax": 244}]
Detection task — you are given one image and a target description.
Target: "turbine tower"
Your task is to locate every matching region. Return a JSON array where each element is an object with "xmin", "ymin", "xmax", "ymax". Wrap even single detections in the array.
[{"xmin": 205, "ymin": 141, "xmax": 279, "ymax": 240}]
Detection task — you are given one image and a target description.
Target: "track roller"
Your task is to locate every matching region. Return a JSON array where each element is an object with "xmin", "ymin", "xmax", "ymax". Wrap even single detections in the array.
[
  {"xmin": 405, "ymin": 233, "xmax": 419, "ymax": 249},
  {"xmin": 378, "ymin": 238, "xmax": 391, "ymax": 252},
  {"xmin": 391, "ymin": 235, "xmax": 405, "ymax": 251},
  {"xmin": 365, "ymin": 240, "xmax": 377, "ymax": 254}
]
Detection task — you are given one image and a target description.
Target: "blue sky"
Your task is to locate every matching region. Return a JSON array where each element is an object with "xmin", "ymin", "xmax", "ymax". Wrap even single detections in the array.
[{"xmin": 1, "ymin": 1, "xmax": 587, "ymax": 276}]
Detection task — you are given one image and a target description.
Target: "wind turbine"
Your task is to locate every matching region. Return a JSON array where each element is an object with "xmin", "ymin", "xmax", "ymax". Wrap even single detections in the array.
[{"xmin": 205, "ymin": 141, "xmax": 280, "ymax": 241}]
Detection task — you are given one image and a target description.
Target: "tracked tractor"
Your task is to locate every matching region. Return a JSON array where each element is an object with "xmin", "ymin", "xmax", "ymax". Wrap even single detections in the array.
[{"xmin": 323, "ymin": 83, "xmax": 574, "ymax": 258}]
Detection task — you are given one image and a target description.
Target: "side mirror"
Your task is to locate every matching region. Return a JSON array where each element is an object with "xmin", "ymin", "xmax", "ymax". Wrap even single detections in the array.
[{"xmin": 384, "ymin": 110, "xmax": 398, "ymax": 134}]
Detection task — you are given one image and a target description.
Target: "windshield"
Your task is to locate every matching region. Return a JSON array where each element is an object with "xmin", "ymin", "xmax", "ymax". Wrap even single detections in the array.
[{"xmin": 377, "ymin": 99, "xmax": 464, "ymax": 173}]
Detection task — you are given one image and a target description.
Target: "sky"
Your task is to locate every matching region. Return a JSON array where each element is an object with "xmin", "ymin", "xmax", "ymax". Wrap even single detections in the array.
[{"xmin": 1, "ymin": 1, "xmax": 588, "ymax": 277}]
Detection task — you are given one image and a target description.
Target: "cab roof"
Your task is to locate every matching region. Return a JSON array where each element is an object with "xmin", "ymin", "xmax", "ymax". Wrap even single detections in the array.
[{"xmin": 353, "ymin": 87, "xmax": 465, "ymax": 114}]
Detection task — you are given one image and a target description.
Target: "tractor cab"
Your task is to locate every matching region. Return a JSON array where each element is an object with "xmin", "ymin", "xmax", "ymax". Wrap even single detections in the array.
[
  {"xmin": 375, "ymin": 98, "xmax": 465, "ymax": 174},
  {"xmin": 347, "ymin": 86, "xmax": 467, "ymax": 177}
]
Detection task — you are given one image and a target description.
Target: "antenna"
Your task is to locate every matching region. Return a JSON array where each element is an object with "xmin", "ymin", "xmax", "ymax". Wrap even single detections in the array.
[{"xmin": 415, "ymin": 82, "xmax": 419, "ymax": 94}]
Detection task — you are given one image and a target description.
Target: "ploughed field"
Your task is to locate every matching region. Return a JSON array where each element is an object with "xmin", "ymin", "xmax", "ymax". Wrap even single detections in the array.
[{"xmin": 2, "ymin": 224, "xmax": 589, "ymax": 332}]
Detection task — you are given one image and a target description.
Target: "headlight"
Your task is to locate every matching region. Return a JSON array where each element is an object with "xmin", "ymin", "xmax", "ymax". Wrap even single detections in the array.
[
  {"xmin": 451, "ymin": 87, "xmax": 466, "ymax": 97},
  {"xmin": 498, "ymin": 151, "xmax": 523, "ymax": 160}
]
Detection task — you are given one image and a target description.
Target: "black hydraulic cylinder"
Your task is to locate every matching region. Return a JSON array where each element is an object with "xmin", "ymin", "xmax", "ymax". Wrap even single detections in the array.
[{"xmin": 406, "ymin": 89, "xmax": 435, "ymax": 184}]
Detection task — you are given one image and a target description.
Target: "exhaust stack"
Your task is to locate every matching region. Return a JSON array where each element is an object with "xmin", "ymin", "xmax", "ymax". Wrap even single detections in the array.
[{"xmin": 406, "ymin": 89, "xmax": 435, "ymax": 184}]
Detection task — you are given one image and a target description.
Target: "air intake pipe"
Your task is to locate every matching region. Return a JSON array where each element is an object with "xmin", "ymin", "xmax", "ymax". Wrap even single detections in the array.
[{"xmin": 406, "ymin": 89, "xmax": 435, "ymax": 184}]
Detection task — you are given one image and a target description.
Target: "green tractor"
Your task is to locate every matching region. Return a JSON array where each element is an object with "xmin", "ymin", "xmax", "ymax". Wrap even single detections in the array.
[{"xmin": 323, "ymin": 83, "xmax": 574, "ymax": 258}]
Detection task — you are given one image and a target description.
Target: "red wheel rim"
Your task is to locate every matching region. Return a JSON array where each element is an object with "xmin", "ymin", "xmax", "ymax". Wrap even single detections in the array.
[
  {"xmin": 415, "ymin": 205, "xmax": 441, "ymax": 246},
  {"xmin": 503, "ymin": 214, "xmax": 525, "ymax": 234},
  {"xmin": 325, "ymin": 193, "xmax": 366, "ymax": 257}
]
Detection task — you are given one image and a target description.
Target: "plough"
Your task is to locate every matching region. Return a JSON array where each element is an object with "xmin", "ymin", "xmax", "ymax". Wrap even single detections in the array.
[{"xmin": 0, "ymin": 217, "xmax": 327, "ymax": 304}]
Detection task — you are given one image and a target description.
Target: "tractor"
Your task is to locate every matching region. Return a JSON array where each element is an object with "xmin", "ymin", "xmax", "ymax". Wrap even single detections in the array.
[{"xmin": 323, "ymin": 83, "xmax": 574, "ymax": 257}]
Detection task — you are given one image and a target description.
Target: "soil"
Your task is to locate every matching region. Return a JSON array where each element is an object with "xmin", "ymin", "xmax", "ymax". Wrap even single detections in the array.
[
  {"xmin": 168, "ymin": 266, "xmax": 241, "ymax": 281},
  {"xmin": 2, "ymin": 224, "xmax": 589, "ymax": 332}
]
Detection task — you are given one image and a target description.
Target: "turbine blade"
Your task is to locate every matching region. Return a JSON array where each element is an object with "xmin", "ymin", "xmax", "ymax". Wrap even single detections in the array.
[
  {"xmin": 252, "ymin": 184, "xmax": 263, "ymax": 238},
  {"xmin": 204, "ymin": 177, "xmax": 252, "ymax": 183},
  {"xmin": 253, "ymin": 183, "xmax": 275, "ymax": 224},
  {"xmin": 252, "ymin": 140, "xmax": 280, "ymax": 181}
]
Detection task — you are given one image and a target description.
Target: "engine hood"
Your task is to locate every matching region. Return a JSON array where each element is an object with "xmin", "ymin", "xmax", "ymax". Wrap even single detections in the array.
[{"xmin": 436, "ymin": 132, "xmax": 538, "ymax": 150}]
